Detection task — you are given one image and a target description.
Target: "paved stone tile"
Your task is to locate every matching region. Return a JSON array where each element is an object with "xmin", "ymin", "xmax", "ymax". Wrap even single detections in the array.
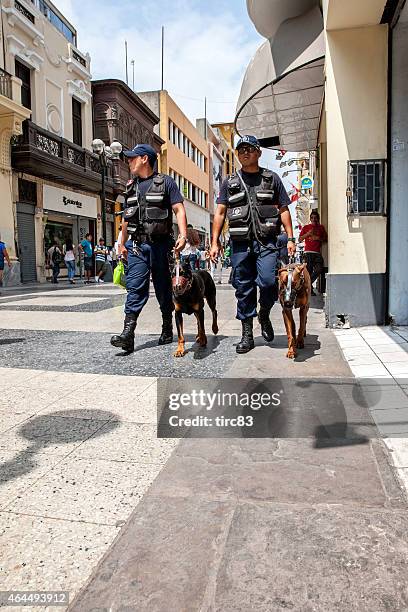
[
  {"xmin": 371, "ymin": 343, "xmax": 408, "ymax": 354},
  {"xmin": 73, "ymin": 422, "xmax": 178, "ymax": 464},
  {"xmin": 0, "ymin": 367, "xmax": 44, "ymax": 388},
  {"xmin": 0, "ymin": 449, "xmax": 65, "ymax": 509},
  {"xmin": 3, "ymin": 296, "xmax": 105, "ymax": 307},
  {"xmin": 384, "ymin": 438, "xmax": 408, "ymax": 468},
  {"xmin": 371, "ymin": 408, "xmax": 408, "ymax": 436},
  {"xmin": 214, "ymin": 503, "xmax": 408, "ymax": 612},
  {"xmin": 0, "ymin": 512, "xmax": 118, "ymax": 598},
  {"xmin": 175, "ymin": 438, "xmax": 380, "ymax": 468},
  {"xmin": 385, "ymin": 363, "xmax": 408, "ymax": 376},
  {"xmin": 0, "ymin": 329, "xmax": 238, "ymax": 378},
  {"xmin": 69, "ymin": 496, "xmax": 236, "ymax": 612},
  {"xmin": 0, "ymin": 387, "xmax": 73, "ymax": 413},
  {"xmin": 350, "ymin": 364, "xmax": 392, "ymax": 378},
  {"xmin": 0, "ymin": 410, "xmax": 33, "ymax": 435},
  {"xmin": 0, "ymin": 412, "xmax": 115, "ymax": 456},
  {"xmin": 38, "ymin": 377, "xmax": 157, "ymax": 423},
  {"xmin": 148, "ymin": 445, "xmax": 387, "ymax": 507},
  {"xmin": 5, "ymin": 456, "xmax": 164, "ymax": 525},
  {"xmin": 20, "ymin": 370, "xmax": 100, "ymax": 390},
  {"xmin": 345, "ymin": 354, "xmax": 382, "ymax": 366},
  {"xmin": 396, "ymin": 468, "xmax": 408, "ymax": 493}
]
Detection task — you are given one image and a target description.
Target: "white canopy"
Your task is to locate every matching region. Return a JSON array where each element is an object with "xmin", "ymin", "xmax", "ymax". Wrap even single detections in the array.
[{"xmin": 235, "ymin": 5, "xmax": 325, "ymax": 152}]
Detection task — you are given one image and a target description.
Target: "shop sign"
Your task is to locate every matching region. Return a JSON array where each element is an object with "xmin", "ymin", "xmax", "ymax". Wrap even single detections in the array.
[
  {"xmin": 43, "ymin": 185, "xmax": 97, "ymax": 218},
  {"xmin": 301, "ymin": 176, "xmax": 313, "ymax": 190}
]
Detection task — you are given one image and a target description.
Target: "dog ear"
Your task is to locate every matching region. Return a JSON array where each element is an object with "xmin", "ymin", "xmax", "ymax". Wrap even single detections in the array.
[{"xmin": 297, "ymin": 263, "xmax": 307, "ymax": 271}]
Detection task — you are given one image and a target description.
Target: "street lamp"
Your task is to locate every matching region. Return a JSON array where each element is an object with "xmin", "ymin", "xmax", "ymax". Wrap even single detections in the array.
[{"xmin": 91, "ymin": 139, "xmax": 123, "ymax": 243}]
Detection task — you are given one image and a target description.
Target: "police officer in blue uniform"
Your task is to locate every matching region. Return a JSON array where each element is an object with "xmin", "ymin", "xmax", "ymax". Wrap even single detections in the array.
[
  {"xmin": 111, "ymin": 144, "xmax": 187, "ymax": 353},
  {"xmin": 210, "ymin": 135, "xmax": 296, "ymax": 353}
]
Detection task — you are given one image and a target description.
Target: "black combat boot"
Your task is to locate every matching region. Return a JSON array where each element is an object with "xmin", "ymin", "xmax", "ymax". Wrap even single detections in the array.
[
  {"xmin": 158, "ymin": 312, "xmax": 173, "ymax": 345},
  {"xmin": 110, "ymin": 312, "xmax": 138, "ymax": 353},
  {"xmin": 236, "ymin": 318, "xmax": 255, "ymax": 354},
  {"xmin": 258, "ymin": 307, "xmax": 275, "ymax": 343}
]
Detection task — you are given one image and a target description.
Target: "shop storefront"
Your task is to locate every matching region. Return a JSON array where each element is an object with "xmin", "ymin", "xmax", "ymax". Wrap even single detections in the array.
[{"xmin": 43, "ymin": 184, "xmax": 98, "ymax": 278}]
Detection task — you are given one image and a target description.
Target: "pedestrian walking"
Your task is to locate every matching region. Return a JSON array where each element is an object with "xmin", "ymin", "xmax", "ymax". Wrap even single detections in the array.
[
  {"xmin": 63, "ymin": 238, "xmax": 76, "ymax": 284},
  {"xmin": 199, "ymin": 246, "xmax": 207, "ymax": 270},
  {"xmin": 107, "ymin": 246, "xmax": 115, "ymax": 271},
  {"xmin": 94, "ymin": 237, "xmax": 108, "ymax": 283},
  {"xmin": 79, "ymin": 233, "xmax": 93, "ymax": 284},
  {"xmin": 211, "ymin": 134, "xmax": 295, "ymax": 353},
  {"xmin": 181, "ymin": 225, "xmax": 200, "ymax": 271},
  {"xmin": 110, "ymin": 143, "xmax": 187, "ymax": 353},
  {"xmin": 0, "ymin": 235, "xmax": 12, "ymax": 290},
  {"xmin": 47, "ymin": 241, "xmax": 62, "ymax": 284},
  {"xmin": 299, "ymin": 211, "xmax": 327, "ymax": 295}
]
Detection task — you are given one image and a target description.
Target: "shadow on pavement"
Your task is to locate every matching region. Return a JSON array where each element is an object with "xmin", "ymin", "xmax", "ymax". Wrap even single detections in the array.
[{"xmin": 0, "ymin": 409, "xmax": 119, "ymax": 485}]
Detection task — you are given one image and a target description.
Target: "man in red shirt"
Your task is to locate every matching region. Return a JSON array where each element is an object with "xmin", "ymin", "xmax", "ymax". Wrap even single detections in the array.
[{"xmin": 299, "ymin": 211, "xmax": 327, "ymax": 295}]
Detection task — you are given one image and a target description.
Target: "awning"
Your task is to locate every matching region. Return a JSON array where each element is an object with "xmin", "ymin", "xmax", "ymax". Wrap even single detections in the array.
[
  {"xmin": 235, "ymin": 5, "xmax": 325, "ymax": 152},
  {"xmin": 246, "ymin": 0, "xmax": 319, "ymax": 39}
]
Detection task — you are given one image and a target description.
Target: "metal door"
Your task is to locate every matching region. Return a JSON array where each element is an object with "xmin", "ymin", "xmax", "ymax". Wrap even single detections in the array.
[{"xmin": 17, "ymin": 208, "xmax": 37, "ymax": 283}]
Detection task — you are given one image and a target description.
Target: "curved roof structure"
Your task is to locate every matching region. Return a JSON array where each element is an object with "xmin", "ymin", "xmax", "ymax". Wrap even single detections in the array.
[{"xmin": 235, "ymin": 5, "xmax": 325, "ymax": 152}]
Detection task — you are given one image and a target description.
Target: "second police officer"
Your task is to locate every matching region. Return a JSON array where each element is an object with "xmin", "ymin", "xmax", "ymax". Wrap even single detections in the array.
[
  {"xmin": 210, "ymin": 135, "xmax": 296, "ymax": 354},
  {"xmin": 111, "ymin": 144, "xmax": 187, "ymax": 353}
]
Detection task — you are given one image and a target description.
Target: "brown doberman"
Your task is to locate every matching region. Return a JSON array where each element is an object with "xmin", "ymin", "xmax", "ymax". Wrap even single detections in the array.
[
  {"xmin": 278, "ymin": 263, "xmax": 311, "ymax": 359},
  {"xmin": 171, "ymin": 260, "xmax": 218, "ymax": 357}
]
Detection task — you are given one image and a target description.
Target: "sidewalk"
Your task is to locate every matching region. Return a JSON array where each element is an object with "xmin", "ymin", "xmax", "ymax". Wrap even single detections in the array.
[{"xmin": 1, "ymin": 283, "xmax": 408, "ymax": 611}]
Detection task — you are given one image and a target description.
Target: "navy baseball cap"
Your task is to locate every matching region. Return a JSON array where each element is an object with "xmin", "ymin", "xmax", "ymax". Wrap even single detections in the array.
[
  {"xmin": 123, "ymin": 143, "xmax": 157, "ymax": 166},
  {"xmin": 236, "ymin": 135, "xmax": 261, "ymax": 150}
]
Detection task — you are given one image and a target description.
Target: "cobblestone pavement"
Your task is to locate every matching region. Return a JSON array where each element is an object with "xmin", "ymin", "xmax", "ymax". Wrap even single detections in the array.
[{"xmin": 1, "ymin": 278, "xmax": 408, "ymax": 611}]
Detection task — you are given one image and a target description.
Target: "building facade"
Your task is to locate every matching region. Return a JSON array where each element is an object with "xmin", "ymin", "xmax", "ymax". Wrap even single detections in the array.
[
  {"xmin": 138, "ymin": 90, "xmax": 211, "ymax": 244},
  {"xmin": 1, "ymin": 0, "xmax": 105, "ymax": 284},
  {"xmin": 236, "ymin": 0, "xmax": 408, "ymax": 327},
  {"xmin": 92, "ymin": 79, "xmax": 164, "ymax": 243}
]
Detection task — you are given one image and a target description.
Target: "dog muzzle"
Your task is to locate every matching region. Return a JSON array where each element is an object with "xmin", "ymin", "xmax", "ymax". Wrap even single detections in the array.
[{"xmin": 172, "ymin": 263, "xmax": 192, "ymax": 296}]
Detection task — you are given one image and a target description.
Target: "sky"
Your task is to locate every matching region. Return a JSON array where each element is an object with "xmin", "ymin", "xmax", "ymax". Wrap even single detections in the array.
[
  {"xmin": 55, "ymin": 0, "xmax": 263, "ymax": 125},
  {"xmin": 54, "ymin": 0, "xmax": 295, "ymax": 188}
]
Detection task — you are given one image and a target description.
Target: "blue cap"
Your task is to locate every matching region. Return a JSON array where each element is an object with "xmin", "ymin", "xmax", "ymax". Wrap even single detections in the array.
[
  {"xmin": 123, "ymin": 143, "xmax": 157, "ymax": 166},
  {"xmin": 236, "ymin": 135, "xmax": 261, "ymax": 150}
]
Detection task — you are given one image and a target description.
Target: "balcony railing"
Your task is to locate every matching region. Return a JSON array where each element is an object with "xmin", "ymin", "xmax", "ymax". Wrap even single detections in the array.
[
  {"xmin": 12, "ymin": 120, "xmax": 113, "ymax": 179},
  {"xmin": 0, "ymin": 69, "xmax": 12, "ymax": 100},
  {"xmin": 72, "ymin": 49, "xmax": 86, "ymax": 67},
  {"xmin": 15, "ymin": 0, "xmax": 35, "ymax": 23}
]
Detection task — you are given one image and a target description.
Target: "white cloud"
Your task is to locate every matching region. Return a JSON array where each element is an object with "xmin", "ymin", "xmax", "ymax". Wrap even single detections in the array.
[{"xmin": 53, "ymin": 0, "xmax": 262, "ymax": 125}]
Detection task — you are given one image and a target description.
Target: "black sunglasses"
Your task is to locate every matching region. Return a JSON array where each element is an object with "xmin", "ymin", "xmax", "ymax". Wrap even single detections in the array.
[{"xmin": 237, "ymin": 145, "xmax": 258, "ymax": 154}]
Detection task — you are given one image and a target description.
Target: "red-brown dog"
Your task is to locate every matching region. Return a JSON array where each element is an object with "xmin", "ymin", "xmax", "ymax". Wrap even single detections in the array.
[{"xmin": 278, "ymin": 263, "xmax": 311, "ymax": 359}]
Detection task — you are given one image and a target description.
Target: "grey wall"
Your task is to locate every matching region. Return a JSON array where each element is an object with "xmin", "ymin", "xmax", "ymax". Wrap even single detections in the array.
[
  {"xmin": 137, "ymin": 91, "xmax": 161, "ymax": 137},
  {"xmin": 389, "ymin": 20, "xmax": 408, "ymax": 324},
  {"xmin": 325, "ymin": 273, "xmax": 386, "ymax": 327}
]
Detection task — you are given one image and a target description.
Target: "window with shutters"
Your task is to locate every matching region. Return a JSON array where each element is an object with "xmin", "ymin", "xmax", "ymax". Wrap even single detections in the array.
[
  {"xmin": 15, "ymin": 60, "xmax": 31, "ymax": 110},
  {"xmin": 72, "ymin": 98, "xmax": 82, "ymax": 146}
]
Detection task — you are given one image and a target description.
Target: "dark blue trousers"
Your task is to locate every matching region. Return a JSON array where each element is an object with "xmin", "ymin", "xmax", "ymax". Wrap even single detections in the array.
[
  {"xmin": 231, "ymin": 239, "xmax": 279, "ymax": 320},
  {"xmin": 124, "ymin": 236, "xmax": 174, "ymax": 316}
]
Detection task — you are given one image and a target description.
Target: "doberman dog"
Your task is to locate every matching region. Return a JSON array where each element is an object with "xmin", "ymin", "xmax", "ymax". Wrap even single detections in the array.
[
  {"xmin": 278, "ymin": 262, "xmax": 311, "ymax": 359},
  {"xmin": 171, "ymin": 260, "xmax": 218, "ymax": 357}
]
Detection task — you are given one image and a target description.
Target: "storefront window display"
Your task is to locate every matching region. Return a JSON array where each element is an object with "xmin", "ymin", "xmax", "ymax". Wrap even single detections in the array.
[{"xmin": 44, "ymin": 221, "xmax": 72, "ymax": 262}]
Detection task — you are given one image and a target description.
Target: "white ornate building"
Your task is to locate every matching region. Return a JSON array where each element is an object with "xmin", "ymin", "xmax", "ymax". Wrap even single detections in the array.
[{"xmin": 0, "ymin": 0, "xmax": 103, "ymax": 284}]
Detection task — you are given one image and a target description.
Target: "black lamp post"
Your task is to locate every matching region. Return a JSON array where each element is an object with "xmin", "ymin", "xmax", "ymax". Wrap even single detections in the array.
[{"xmin": 91, "ymin": 139, "xmax": 123, "ymax": 243}]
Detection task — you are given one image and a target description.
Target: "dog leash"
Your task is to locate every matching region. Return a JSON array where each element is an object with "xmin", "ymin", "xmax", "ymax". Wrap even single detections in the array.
[{"xmin": 174, "ymin": 250, "xmax": 180, "ymax": 284}]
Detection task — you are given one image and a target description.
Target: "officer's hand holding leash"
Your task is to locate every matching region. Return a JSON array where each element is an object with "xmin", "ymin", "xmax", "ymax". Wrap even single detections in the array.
[
  {"xmin": 174, "ymin": 234, "xmax": 186, "ymax": 255},
  {"xmin": 209, "ymin": 242, "xmax": 220, "ymax": 263}
]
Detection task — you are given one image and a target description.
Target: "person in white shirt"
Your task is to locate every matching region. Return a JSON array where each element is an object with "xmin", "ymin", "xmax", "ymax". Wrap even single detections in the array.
[{"xmin": 63, "ymin": 239, "xmax": 76, "ymax": 284}]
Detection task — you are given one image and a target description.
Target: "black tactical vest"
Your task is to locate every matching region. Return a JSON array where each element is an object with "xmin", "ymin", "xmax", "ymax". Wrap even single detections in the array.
[
  {"xmin": 226, "ymin": 169, "xmax": 280, "ymax": 242},
  {"xmin": 123, "ymin": 174, "xmax": 170, "ymax": 238}
]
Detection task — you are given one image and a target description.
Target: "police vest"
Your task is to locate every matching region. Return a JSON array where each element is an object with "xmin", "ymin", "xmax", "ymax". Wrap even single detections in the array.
[
  {"xmin": 226, "ymin": 169, "xmax": 280, "ymax": 242},
  {"xmin": 123, "ymin": 174, "xmax": 170, "ymax": 238}
]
